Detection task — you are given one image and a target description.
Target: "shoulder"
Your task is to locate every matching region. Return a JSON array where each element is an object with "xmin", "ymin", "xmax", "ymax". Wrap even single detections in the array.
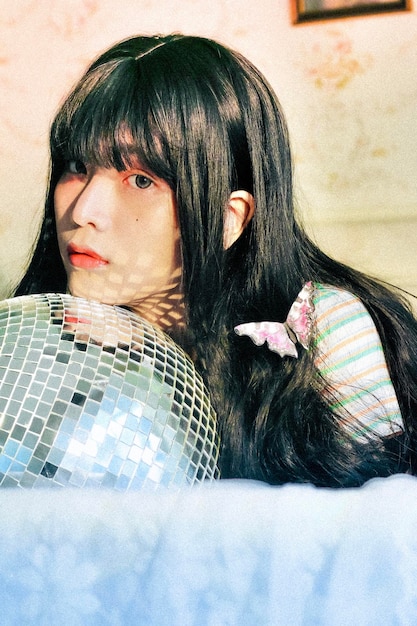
[
  {"xmin": 311, "ymin": 282, "xmax": 383, "ymax": 376},
  {"xmin": 312, "ymin": 283, "xmax": 372, "ymax": 335},
  {"xmin": 311, "ymin": 283, "xmax": 403, "ymax": 438}
]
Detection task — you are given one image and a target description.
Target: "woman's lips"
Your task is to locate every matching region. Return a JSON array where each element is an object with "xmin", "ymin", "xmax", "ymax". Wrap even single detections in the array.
[{"xmin": 67, "ymin": 244, "xmax": 108, "ymax": 269}]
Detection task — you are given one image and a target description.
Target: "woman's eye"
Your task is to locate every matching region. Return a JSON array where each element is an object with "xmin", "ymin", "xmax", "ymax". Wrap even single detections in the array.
[
  {"xmin": 67, "ymin": 160, "xmax": 87, "ymax": 175},
  {"xmin": 127, "ymin": 174, "xmax": 153, "ymax": 189}
]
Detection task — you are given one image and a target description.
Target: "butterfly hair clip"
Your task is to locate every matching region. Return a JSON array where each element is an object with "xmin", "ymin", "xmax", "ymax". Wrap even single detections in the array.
[{"xmin": 234, "ymin": 282, "xmax": 315, "ymax": 358}]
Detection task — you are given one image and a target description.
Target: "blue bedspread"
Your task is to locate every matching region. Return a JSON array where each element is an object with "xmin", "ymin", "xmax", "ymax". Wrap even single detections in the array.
[{"xmin": 0, "ymin": 474, "xmax": 415, "ymax": 625}]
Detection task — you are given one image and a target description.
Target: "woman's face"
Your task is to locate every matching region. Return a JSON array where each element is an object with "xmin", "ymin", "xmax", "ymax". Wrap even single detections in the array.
[{"xmin": 54, "ymin": 160, "xmax": 183, "ymax": 329}]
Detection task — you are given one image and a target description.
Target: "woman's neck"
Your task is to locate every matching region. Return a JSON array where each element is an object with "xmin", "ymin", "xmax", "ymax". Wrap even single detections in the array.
[
  {"xmin": 130, "ymin": 288, "xmax": 196, "ymax": 358},
  {"xmin": 128, "ymin": 282, "xmax": 187, "ymax": 336}
]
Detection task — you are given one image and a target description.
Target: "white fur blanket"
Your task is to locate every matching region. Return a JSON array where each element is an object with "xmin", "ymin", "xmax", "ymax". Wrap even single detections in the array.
[{"xmin": 0, "ymin": 474, "xmax": 415, "ymax": 625}]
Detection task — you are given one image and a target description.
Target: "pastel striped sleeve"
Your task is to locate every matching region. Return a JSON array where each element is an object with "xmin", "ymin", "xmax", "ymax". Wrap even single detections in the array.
[{"xmin": 312, "ymin": 284, "xmax": 403, "ymax": 439}]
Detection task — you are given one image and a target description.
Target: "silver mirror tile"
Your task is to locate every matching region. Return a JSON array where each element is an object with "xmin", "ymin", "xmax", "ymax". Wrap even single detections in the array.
[{"xmin": 0, "ymin": 294, "xmax": 220, "ymax": 490}]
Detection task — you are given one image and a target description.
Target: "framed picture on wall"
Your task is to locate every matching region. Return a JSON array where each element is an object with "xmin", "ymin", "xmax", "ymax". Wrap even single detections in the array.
[{"xmin": 291, "ymin": 0, "xmax": 411, "ymax": 23}]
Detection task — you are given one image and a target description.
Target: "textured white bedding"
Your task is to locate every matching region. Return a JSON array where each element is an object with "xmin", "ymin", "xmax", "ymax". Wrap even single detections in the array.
[{"xmin": 0, "ymin": 474, "xmax": 415, "ymax": 625}]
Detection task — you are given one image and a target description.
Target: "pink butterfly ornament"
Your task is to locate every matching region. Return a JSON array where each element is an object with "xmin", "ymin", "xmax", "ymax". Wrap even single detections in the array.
[{"xmin": 234, "ymin": 282, "xmax": 314, "ymax": 358}]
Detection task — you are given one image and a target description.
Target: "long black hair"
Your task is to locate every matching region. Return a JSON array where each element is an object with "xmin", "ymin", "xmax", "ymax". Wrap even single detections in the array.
[{"xmin": 15, "ymin": 34, "xmax": 417, "ymax": 486}]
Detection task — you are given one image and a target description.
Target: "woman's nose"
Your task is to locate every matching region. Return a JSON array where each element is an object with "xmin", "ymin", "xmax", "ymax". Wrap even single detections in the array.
[{"xmin": 71, "ymin": 174, "xmax": 112, "ymax": 230}]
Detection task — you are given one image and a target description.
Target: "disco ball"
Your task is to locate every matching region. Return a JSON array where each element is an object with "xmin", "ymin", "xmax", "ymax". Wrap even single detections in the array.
[{"xmin": 0, "ymin": 294, "xmax": 220, "ymax": 490}]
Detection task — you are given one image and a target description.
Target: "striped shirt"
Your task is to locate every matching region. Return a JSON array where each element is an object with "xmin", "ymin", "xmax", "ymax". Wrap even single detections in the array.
[{"xmin": 313, "ymin": 284, "xmax": 403, "ymax": 439}]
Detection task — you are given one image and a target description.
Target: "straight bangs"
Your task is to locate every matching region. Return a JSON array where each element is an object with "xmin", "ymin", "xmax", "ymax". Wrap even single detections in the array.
[{"xmin": 50, "ymin": 59, "xmax": 176, "ymax": 186}]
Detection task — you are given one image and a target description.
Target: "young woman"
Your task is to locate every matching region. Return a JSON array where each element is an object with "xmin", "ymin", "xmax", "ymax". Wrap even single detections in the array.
[{"xmin": 14, "ymin": 34, "xmax": 417, "ymax": 487}]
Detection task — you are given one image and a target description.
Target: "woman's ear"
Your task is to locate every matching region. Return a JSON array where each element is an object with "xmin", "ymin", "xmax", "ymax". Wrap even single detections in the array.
[{"xmin": 223, "ymin": 190, "xmax": 255, "ymax": 249}]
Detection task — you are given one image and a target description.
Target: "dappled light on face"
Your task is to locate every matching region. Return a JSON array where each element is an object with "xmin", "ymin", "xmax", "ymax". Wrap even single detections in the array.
[
  {"xmin": 53, "ymin": 162, "xmax": 183, "ymax": 335},
  {"xmin": 66, "ymin": 261, "xmax": 184, "ymax": 334}
]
